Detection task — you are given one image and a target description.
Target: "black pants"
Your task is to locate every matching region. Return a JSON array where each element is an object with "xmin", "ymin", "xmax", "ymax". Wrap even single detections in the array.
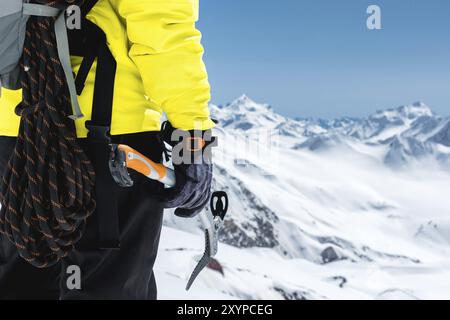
[{"xmin": 0, "ymin": 132, "xmax": 164, "ymax": 300}]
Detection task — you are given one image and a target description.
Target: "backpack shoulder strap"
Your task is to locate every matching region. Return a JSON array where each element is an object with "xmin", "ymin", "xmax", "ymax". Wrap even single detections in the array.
[
  {"xmin": 22, "ymin": 3, "xmax": 59, "ymax": 16},
  {"xmin": 84, "ymin": 22, "xmax": 117, "ymax": 140},
  {"xmin": 71, "ymin": 0, "xmax": 115, "ymax": 135},
  {"xmin": 71, "ymin": 1, "xmax": 120, "ymax": 250}
]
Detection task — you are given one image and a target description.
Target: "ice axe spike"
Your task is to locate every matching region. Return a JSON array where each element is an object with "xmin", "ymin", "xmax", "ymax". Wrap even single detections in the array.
[{"xmin": 186, "ymin": 191, "xmax": 228, "ymax": 291}]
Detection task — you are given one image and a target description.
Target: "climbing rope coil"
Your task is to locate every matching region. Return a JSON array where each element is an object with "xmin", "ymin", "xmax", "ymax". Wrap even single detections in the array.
[{"xmin": 0, "ymin": 0, "xmax": 96, "ymax": 268}]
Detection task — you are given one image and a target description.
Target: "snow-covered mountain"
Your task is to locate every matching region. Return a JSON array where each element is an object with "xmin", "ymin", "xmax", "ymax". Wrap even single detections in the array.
[
  {"xmin": 158, "ymin": 96, "xmax": 450, "ymax": 300},
  {"xmin": 0, "ymin": 94, "xmax": 447, "ymax": 299},
  {"xmin": 210, "ymin": 96, "xmax": 450, "ymax": 168},
  {"xmin": 210, "ymin": 94, "xmax": 328, "ymax": 139}
]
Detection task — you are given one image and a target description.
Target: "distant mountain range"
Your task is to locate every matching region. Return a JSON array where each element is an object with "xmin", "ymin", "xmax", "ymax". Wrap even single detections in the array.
[{"xmin": 210, "ymin": 95, "xmax": 450, "ymax": 168}]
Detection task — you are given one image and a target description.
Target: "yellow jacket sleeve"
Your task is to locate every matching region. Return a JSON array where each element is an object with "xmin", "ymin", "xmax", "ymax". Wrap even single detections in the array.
[{"xmin": 116, "ymin": 0, "xmax": 215, "ymax": 131}]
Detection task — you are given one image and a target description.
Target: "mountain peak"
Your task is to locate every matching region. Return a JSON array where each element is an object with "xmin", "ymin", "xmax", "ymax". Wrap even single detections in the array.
[
  {"xmin": 396, "ymin": 102, "xmax": 433, "ymax": 119},
  {"xmin": 230, "ymin": 94, "xmax": 259, "ymax": 107},
  {"xmin": 227, "ymin": 95, "xmax": 272, "ymax": 112},
  {"xmin": 236, "ymin": 94, "xmax": 252, "ymax": 103},
  {"xmin": 213, "ymin": 95, "xmax": 285, "ymax": 131},
  {"xmin": 370, "ymin": 102, "xmax": 434, "ymax": 122},
  {"xmin": 412, "ymin": 101, "xmax": 427, "ymax": 108}
]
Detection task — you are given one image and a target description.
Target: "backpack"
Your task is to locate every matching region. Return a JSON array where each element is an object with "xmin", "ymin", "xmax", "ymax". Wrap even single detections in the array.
[
  {"xmin": 0, "ymin": 0, "xmax": 29, "ymax": 92},
  {"xmin": 0, "ymin": 0, "xmax": 82, "ymax": 118}
]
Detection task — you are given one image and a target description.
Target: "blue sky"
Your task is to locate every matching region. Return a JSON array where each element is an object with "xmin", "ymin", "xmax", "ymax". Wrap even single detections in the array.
[{"xmin": 198, "ymin": 0, "xmax": 450, "ymax": 119}]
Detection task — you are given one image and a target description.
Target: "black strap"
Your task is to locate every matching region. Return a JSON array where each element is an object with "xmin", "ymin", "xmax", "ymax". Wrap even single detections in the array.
[
  {"xmin": 71, "ymin": 2, "xmax": 120, "ymax": 249},
  {"xmin": 75, "ymin": 21, "xmax": 100, "ymax": 95},
  {"xmin": 88, "ymin": 30, "xmax": 116, "ymax": 130},
  {"xmin": 84, "ymin": 24, "xmax": 119, "ymax": 249},
  {"xmin": 72, "ymin": 0, "xmax": 101, "ymax": 94}
]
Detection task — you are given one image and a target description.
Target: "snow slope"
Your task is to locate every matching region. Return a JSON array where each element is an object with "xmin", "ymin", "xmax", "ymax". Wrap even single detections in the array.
[{"xmin": 157, "ymin": 96, "xmax": 450, "ymax": 300}]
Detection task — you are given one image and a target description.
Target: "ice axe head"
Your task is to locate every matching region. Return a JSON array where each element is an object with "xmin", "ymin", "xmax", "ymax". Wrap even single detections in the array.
[{"xmin": 109, "ymin": 144, "xmax": 134, "ymax": 187}]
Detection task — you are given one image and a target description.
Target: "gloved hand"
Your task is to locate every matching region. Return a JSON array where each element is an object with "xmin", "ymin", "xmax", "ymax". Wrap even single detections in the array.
[{"xmin": 159, "ymin": 122, "xmax": 215, "ymax": 218}]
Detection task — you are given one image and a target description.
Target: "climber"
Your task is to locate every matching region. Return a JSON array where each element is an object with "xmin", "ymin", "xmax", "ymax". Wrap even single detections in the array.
[{"xmin": 0, "ymin": 0, "xmax": 214, "ymax": 300}]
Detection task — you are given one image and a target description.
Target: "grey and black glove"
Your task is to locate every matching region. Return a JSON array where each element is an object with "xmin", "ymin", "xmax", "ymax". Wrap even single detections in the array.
[{"xmin": 159, "ymin": 122, "xmax": 215, "ymax": 218}]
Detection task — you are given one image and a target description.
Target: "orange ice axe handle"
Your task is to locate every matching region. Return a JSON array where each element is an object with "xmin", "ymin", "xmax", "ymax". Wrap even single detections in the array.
[{"xmin": 109, "ymin": 144, "xmax": 176, "ymax": 188}]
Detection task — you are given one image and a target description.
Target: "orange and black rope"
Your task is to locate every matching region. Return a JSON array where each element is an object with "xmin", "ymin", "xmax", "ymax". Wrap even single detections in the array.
[{"xmin": 0, "ymin": 0, "xmax": 96, "ymax": 268}]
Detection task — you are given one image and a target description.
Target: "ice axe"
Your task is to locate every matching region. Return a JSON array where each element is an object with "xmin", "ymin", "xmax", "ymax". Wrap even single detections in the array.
[{"xmin": 108, "ymin": 144, "xmax": 228, "ymax": 290}]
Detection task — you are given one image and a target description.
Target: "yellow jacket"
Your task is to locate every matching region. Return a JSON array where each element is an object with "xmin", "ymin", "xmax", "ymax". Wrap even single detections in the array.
[{"xmin": 0, "ymin": 0, "xmax": 215, "ymax": 137}]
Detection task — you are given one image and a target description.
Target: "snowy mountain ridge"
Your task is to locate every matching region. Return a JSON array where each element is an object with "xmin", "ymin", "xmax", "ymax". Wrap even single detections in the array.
[{"xmin": 210, "ymin": 95, "xmax": 450, "ymax": 168}]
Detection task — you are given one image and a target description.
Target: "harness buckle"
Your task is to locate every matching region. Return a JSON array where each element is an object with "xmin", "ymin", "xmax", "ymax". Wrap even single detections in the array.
[{"xmin": 85, "ymin": 121, "xmax": 111, "ymax": 143}]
